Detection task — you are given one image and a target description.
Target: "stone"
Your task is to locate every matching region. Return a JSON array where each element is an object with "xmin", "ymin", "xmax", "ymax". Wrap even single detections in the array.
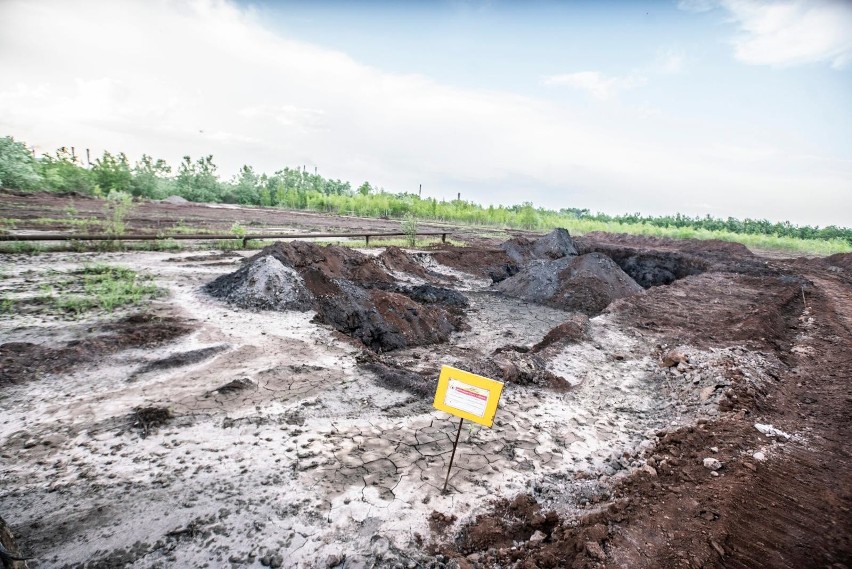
[
  {"xmin": 640, "ymin": 464, "xmax": 658, "ymax": 477},
  {"xmin": 753, "ymin": 451, "xmax": 767, "ymax": 462},
  {"xmin": 269, "ymin": 554, "xmax": 284, "ymax": 568},
  {"xmin": 585, "ymin": 541, "xmax": 607, "ymax": 561},
  {"xmin": 326, "ymin": 554, "xmax": 344, "ymax": 567},
  {"xmin": 661, "ymin": 349, "xmax": 689, "ymax": 368},
  {"xmin": 529, "ymin": 530, "xmax": 546, "ymax": 544},
  {"xmin": 700, "ymin": 386, "xmax": 715, "ymax": 402},
  {"xmin": 703, "ymin": 457, "xmax": 722, "ymax": 471}
]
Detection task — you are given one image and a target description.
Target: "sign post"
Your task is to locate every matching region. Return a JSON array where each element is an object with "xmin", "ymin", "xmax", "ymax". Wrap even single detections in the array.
[{"xmin": 433, "ymin": 366, "xmax": 504, "ymax": 493}]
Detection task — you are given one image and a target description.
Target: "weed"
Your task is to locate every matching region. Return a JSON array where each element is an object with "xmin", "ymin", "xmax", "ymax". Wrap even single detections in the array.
[{"xmin": 401, "ymin": 213, "xmax": 418, "ymax": 247}]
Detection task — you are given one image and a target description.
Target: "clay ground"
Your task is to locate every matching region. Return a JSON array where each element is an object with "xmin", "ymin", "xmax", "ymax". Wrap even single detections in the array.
[{"xmin": 0, "ymin": 196, "xmax": 850, "ymax": 569}]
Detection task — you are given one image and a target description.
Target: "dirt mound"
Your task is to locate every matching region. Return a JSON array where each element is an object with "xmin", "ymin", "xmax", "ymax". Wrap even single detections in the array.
[
  {"xmin": 501, "ymin": 228, "xmax": 578, "ymax": 263},
  {"xmin": 531, "ymin": 313, "xmax": 591, "ymax": 352},
  {"xmin": 204, "ymin": 255, "xmax": 313, "ymax": 311},
  {"xmin": 377, "ymin": 246, "xmax": 442, "ymax": 281},
  {"xmin": 826, "ymin": 252, "xmax": 852, "ymax": 271},
  {"xmin": 301, "ymin": 268, "xmax": 458, "ymax": 352},
  {"xmin": 578, "ymin": 232, "xmax": 755, "ymax": 258},
  {"xmin": 496, "ymin": 253, "xmax": 643, "ymax": 315},
  {"xmin": 131, "ymin": 406, "xmax": 172, "ymax": 438},
  {"xmin": 611, "ymin": 272, "xmax": 806, "ymax": 351},
  {"xmin": 160, "ymin": 195, "xmax": 189, "ymax": 205},
  {"xmin": 455, "ymin": 495, "xmax": 559, "ymax": 554},
  {"xmin": 261, "ymin": 241, "xmax": 395, "ymax": 288},
  {"xmin": 431, "ymin": 245, "xmax": 519, "ymax": 282},
  {"xmin": 207, "ymin": 242, "xmax": 465, "ymax": 352},
  {"xmin": 0, "ymin": 314, "xmax": 193, "ymax": 385}
]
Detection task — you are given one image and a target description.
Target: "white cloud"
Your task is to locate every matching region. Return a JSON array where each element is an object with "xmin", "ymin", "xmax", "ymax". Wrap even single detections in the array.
[
  {"xmin": 654, "ymin": 48, "xmax": 686, "ymax": 74},
  {"xmin": 682, "ymin": 0, "xmax": 852, "ymax": 68},
  {"xmin": 0, "ymin": 0, "xmax": 849, "ymax": 225},
  {"xmin": 541, "ymin": 71, "xmax": 646, "ymax": 100}
]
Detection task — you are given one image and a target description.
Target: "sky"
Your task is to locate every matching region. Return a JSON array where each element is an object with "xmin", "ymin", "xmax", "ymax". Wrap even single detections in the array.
[{"xmin": 0, "ymin": 0, "xmax": 850, "ymax": 227}]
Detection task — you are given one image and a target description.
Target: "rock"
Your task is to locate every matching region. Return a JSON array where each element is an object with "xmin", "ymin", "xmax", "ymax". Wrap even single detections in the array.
[
  {"xmin": 753, "ymin": 451, "xmax": 767, "ymax": 462},
  {"xmin": 640, "ymin": 464, "xmax": 658, "ymax": 477},
  {"xmin": 529, "ymin": 530, "xmax": 546, "ymax": 544},
  {"xmin": 269, "ymin": 554, "xmax": 284, "ymax": 568},
  {"xmin": 754, "ymin": 423, "xmax": 791, "ymax": 440},
  {"xmin": 662, "ymin": 349, "xmax": 689, "ymax": 367},
  {"xmin": 700, "ymin": 386, "xmax": 715, "ymax": 402},
  {"xmin": 326, "ymin": 554, "xmax": 344, "ymax": 567},
  {"xmin": 703, "ymin": 457, "xmax": 722, "ymax": 471},
  {"xmin": 585, "ymin": 541, "xmax": 607, "ymax": 561}
]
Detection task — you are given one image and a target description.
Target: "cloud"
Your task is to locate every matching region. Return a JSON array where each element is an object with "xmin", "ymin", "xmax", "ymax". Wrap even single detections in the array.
[
  {"xmin": 0, "ymin": 0, "xmax": 849, "ymax": 226},
  {"xmin": 654, "ymin": 48, "xmax": 686, "ymax": 74},
  {"xmin": 541, "ymin": 71, "xmax": 646, "ymax": 100},
  {"xmin": 682, "ymin": 0, "xmax": 852, "ymax": 68}
]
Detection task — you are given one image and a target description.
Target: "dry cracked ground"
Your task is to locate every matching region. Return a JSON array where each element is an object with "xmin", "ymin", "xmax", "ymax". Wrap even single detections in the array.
[{"xmin": 1, "ymin": 225, "xmax": 850, "ymax": 569}]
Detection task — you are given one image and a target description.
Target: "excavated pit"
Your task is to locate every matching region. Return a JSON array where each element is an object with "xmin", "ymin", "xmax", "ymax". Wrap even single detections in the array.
[{"xmin": 2, "ymin": 225, "xmax": 846, "ymax": 569}]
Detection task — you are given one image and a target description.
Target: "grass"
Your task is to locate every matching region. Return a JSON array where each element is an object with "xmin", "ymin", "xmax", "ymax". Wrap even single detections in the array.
[
  {"xmin": 312, "ymin": 237, "xmax": 465, "ymax": 249},
  {"xmin": 43, "ymin": 264, "xmax": 160, "ymax": 316},
  {"xmin": 551, "ymin": 218, "xmax": 851, "ymax": 255}
]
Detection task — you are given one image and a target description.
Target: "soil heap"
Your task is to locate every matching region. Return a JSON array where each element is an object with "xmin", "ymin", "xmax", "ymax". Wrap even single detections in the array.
[
  {"xmin": 205, "ymin": 241, "xmax": 465, "ymax": 353},
  {"xmin": 496, "ymin": 252, "xmax": 643, "ymax": 315}
]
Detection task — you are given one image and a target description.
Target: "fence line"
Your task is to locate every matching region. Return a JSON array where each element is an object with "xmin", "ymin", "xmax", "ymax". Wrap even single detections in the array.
[{"xmin": 0, "ymin": 231, "xmax": 450, "ymax": 248}]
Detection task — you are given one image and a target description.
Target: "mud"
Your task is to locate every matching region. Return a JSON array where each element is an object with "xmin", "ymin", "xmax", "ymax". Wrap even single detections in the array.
[
  {"xmin": 431, "ymin": 245, "xmax": 519, "ymax": 282},
  {"xmin": 0, "ymin": 313, "xmax": 193, "ymax": 385},
  {"xmin": 129, "ymin": 345, "xmax": 229, "ymax": 379}
]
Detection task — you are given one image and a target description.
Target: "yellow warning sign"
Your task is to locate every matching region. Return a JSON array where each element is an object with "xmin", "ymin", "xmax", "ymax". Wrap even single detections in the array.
[{"xmin": 433, "ymin": 366, "xmax": 504, "ymax": 428}]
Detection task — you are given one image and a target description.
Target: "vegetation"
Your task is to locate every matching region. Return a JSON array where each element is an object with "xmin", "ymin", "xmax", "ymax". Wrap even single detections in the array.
[
  {"xmin": 38, "ymin": 264, "xmax": 159, "ymax": 316},
  {"xmin": 1, "ymin": 134, "xmax": 850, "ymax": 253}
]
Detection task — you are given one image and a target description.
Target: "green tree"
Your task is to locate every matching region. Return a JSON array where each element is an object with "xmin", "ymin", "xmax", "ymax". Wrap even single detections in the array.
[
  {"xmin": 92, "ymin": 151, "xmax": 132, "ymax": 194},
  {"xmin": 175, "ymin": 155, "xmax": 221, "ymax": 202},
  {"xmin": 0, "ymin": 136, "xmax": 43, "ymax": 190},
  {"xmin": 39, "ymin": 147, "xmax": 94, "ymax": 193},
  {"xmin": 130, "ymin": 154, "xmax": 172, "ymax": 198},
  {"xmin": 357, "ymin": 181, "xmax": 372, "ymax": 196}
]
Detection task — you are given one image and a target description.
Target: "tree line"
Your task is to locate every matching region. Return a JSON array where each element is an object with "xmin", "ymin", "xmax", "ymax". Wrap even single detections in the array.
[{"xmin": 1, "ymin": 135, "xmax": 849, "ymax": 245}]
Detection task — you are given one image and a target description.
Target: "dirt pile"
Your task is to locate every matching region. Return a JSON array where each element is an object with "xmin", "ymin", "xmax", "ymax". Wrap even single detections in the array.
[
  {"xmin": 431, "ymin": 244, "xmax": 519, "ymax": 283},
  {"xmin": 203, "ymin": 255, "xmax": 314, "ymax": 311},
  {"xmin": 207, "ymin": 241, "xmax": 464, "ymax": 352},
  {"xmin": 501, "ymin": 228, "xmax": 578, "ymax": 263},
  {"xmin": 612, "ymin": 272, "xmax": 807, "ymax": 351},
  {"xmin": 262, "ymin": 240, "xmax": 395, "ymax": 287},
  {"xmin": 496, "ymin": 253, "xmax": 643, "ymax": 315}
]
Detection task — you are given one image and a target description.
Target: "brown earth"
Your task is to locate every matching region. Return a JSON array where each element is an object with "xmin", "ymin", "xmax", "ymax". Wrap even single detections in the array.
[
  {"xmin": 435, "ymin": 244, "xmax": 852, "ymax": 569},
  {"xmin": 0, "ymin": 313, "xmax": 194, "ymax": 385}
]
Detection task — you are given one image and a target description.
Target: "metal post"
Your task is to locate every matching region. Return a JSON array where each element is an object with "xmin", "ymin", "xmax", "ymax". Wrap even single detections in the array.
[
  {"xmin": 365, "ymin": 235, "xmax": 370, "ymax": 247},
  {"xmin": 441, "ymin": 233, "xmax": 446, "ymax": 243},
  {"xmin": 442, "ymin": 417, "xmax": 465, "ymax": 493}
]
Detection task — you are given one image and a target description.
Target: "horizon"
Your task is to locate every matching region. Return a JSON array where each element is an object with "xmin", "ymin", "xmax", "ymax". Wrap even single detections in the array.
[{"xmin": 1, "ymin": 0, "xmax": 850, "ymax": 227}]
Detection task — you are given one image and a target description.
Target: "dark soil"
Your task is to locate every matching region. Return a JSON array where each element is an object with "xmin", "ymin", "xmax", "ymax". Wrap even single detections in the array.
[
  {"xmin": 0, "ymin": 314, "xmax": 193, "ymax": 386},
  {"xmin": 261, "ymin": 241, "xmax": 396, "ymax": 288},
  {"xmin": 431, "ymin": 245, "xmax": 519, "ymax": 283},
  {"xmin": 131, "ymin": 406, "xmax": 173, "ymax": 438},
  {"xmin": 360, "ymin": 361, "xmax": 435, "ymax": 396},
  {"xmin": 501, "ymin": 228, "xmax": 578, "ymax": 264},
  {"xmin": 496, "ymin": 253, "xmax": 643, "ymax": 315},
  {"xmin": 401, "ymin": 284, "xmax": 469, "ymax": 309},
  {"xmin": 1, "ymin": 514, "xmax": 30, "ymax": 569},
  {"xmin": 130, "ymin": 345, "xmax": 228, "ymax": 379}
]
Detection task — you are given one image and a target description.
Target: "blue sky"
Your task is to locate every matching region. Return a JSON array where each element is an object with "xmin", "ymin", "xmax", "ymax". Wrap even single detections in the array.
[{"xmin": 1, "ymin": 0, "xmax": 850, "ymax": 226}]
